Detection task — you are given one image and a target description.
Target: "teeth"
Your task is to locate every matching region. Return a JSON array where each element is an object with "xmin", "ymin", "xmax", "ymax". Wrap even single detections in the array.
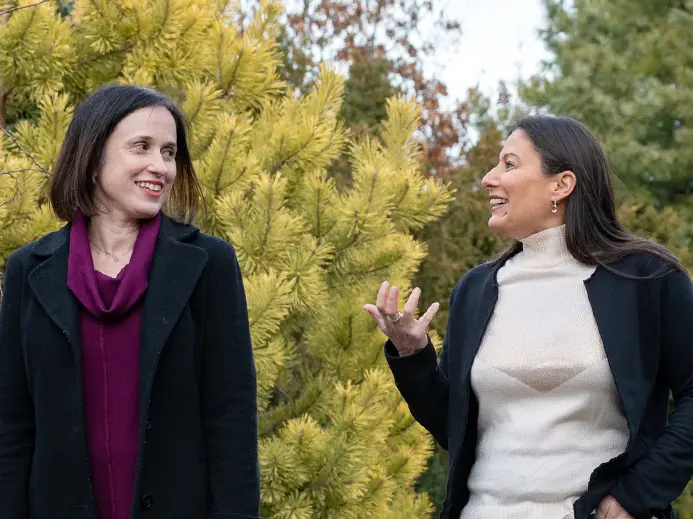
[
  {"xmin": 136, "ymin": 181, "xmax": 162, "ymax": 192},
  {"xmin": 490, "ymin": 199, "xmax": 508, "ymax": 205}
]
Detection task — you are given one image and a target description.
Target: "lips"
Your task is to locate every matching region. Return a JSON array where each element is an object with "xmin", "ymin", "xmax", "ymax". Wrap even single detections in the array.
[{"xmin": 135, "ymin": 180, "xmax": 163, "ymax": 197}]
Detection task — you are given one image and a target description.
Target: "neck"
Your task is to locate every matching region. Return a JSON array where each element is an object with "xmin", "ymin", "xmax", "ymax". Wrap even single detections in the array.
[
  {"xmin": 88, "ymin": 212, "xmax": 140, "ymax": 255},
  {"xmin": 517, "ymin": 224, "xmax": 572, "ymax": 268}
]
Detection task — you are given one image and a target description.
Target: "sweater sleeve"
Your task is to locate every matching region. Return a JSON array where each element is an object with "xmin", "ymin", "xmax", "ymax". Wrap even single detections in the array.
[
  {"xmin": 201, "ymin": 242, "xmax": 260, "ymax": 519},
  {"xmin": 610, "ymin": 269, "xmax": 693, "ymax": 519},
  {"xmin": 0, "ymin": 252, "xmax": 34, "ymax": 519},
  {"xmin": 384, "ymin": 285, "xmax": 457, "ymax": 450}
]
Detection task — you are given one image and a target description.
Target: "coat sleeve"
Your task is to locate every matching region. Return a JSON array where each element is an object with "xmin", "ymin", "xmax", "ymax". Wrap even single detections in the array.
[
  {"xmin": 201, "ymin": 242, "xmax": 260, "ymax": 519},
  {"xmin": 384, "ymin": 284, "xmax": 457, "ymax": 450},
  {"xmin": 610, "ymin": 269, "xmax": 693, "ymax": 519},
  {"xmin": 0, "ymin": 252, "xmax": 34, "ymax": 519}
]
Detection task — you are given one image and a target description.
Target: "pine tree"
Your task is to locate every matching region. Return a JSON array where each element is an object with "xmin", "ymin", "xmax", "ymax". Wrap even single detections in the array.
[{"xmin": 0, "ymin": 1, "xmax": 454, "ymax": 517}]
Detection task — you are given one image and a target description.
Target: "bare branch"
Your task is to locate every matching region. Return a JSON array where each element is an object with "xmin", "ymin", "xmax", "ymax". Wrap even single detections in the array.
[
  {"xmin": 0, "ymin": 169, "xmax": 21, "ymax": 210},
  {"xmin": 0, "ymin": 167, "xmax": 45, "ymax": 176},
  {"xmin": 0, "ymin": 0, "xmax": 50, "ymax": 17},
  {"xmin": 0, "ymin": 123, "xmax": 50, "ymax": 177}
]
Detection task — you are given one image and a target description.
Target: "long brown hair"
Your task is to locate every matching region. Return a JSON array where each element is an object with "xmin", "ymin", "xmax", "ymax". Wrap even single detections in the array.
[
  {"xmin": 50, "ymin": 84, "xmax": 204, "ymax": 223},
  {"xmin": 496, "ymin": 115, "xmax": 687, "ymax": 277}
]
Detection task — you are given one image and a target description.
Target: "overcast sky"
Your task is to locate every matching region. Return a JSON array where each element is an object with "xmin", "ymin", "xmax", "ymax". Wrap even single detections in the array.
[
  {"xmin": 425, "ymin": 0, "xmax": 551, "ymax": 107},
  {"xmin": 281, "ymin": 0, "xmax": 552, "ymax": 106}
]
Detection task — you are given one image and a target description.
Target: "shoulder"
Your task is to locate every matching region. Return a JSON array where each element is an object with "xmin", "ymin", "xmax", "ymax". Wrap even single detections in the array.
[
  {"xmin": 5, "ymin": 225, "xmax": 67, "ymax": 273},
  {"xmin": 450, "ymin": 261, "xmax": 497, "ymax": 300},
  {"xmin": 606, "ymin": 251, "xmax": 685, "ymax": 281},
  {"xmin": 162, "ymin": 214, "xmax": 238, "ymax": 267},
  {"xmin": 190, "ymin": 232, "xmax": 237, "ymax": 259},
  {"xmin": 186, "ymin": 231, "xmax": 240, "ymax": 275}
]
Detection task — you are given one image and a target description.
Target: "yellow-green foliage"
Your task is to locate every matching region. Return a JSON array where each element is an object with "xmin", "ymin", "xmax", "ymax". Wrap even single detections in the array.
[{"xmin": 0, "ymin": 1, "xmax": 453, "ymax": 516}]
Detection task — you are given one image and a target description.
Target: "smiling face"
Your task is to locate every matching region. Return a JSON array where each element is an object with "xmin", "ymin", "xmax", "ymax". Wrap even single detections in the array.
[
  {"xmin": 93, "ymin": 106, "xmax": 178, "ymax": 220},
  {"xmin": 480, "ymin": 129, "xmax": 575, "ymax": 240}
]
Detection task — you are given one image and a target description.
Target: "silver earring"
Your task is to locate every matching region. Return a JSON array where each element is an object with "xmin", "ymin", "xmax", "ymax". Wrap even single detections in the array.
[
  {"xmin": 92, "ymin": 176, "xmax": 97, "ymax": 184},
  {"xmin": 552, "ymin": 200, "xmax": 558, "ymax": 213}
]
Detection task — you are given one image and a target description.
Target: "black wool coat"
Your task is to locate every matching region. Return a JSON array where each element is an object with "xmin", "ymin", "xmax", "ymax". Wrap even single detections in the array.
[
  {"xmin": 386, "ymin": 252, "xmax": 693, "ymax": 519},
  {"xmin": 0, "ymin": 214, "xmax": 260, "ymax": 519}
]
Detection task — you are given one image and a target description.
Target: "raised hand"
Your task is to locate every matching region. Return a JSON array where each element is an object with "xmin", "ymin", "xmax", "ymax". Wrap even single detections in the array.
[
  {"xmin": 595, "ymin": 496, "xmax": 634, "ymax": 519},
  {"xmin": 363, "ymin": 281, "xmax": 440, "ymax": 356}
]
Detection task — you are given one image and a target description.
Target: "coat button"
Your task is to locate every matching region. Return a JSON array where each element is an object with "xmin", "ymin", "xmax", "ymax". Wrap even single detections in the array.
[{"xmin": 141, "ymin": 494, "xmax": 154, "ymax": 509}]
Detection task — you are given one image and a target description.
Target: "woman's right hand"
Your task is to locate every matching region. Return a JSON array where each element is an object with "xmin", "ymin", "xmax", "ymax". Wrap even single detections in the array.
[{"xmin": 362, "ymin": 281, "xmax": 440, "ymax": 356}]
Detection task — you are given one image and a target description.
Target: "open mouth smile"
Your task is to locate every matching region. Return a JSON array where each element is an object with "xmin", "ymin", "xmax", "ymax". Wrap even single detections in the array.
[
  {"xmin": 135, "ymin": 180, "xmax": 163, "ymax": 197},
  {"xmin": 490, "ymin": 197, "xmax": 508, "ymax": 210}
]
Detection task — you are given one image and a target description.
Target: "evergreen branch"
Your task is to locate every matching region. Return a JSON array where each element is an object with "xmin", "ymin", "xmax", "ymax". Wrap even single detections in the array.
[
  {"xmin": 151, "ymin": 0, "xmax": 171, "ymax": 42},
  {"xmin": 213, "ymin": 128, "xmax": 235, "ymax": 197},
  {"xmin": 392, "ymin": 181, "xmax": 410, "ymax": 212},
  {"xmin": 188, "ymin": 87, "xmax": 207, "ymax": 125},
  {"xmin": 223, "ymin": 49, "xmax": 245, "ymax": 94},
  {"xmin": 339, "ymin": 262, "xmax": 392, "ymax": 278},
  {"xmin": 75, "ymin": 41, "xmax": 133, "ymax": 68},
  {"xmin": 260, "ymin": 179, "xmax": 275, "ymax": 252},
  {"xmin": 247, "ymin": 284, "xmax": 282, "ymax": 328},
  {"xmin": 269, "ymin": 129, "xmax": 316, "ymax": 174},
  {"xmin": 0, "ymin": 123, "xmax": 50, "ymax": 177},
  {"xmin": 0, "ymin": 0, "xmax": 49, "ymax": 16},
  {"xmin": 315, "ymin": 185, "xmax": 322, "ymax": 239},
  {"xmin": 319, "ymin": 218, "xmax": 338, "ymax": 241}
]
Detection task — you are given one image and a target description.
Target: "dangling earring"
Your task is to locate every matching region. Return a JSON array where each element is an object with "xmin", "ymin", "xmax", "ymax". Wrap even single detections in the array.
[
  {"xmin": 92, "ymin": 176, "xmax": 97, "ymax": 184},
  {"xmin": 551, "ymin": 199, "xmax": 558, "ymax": 214}
]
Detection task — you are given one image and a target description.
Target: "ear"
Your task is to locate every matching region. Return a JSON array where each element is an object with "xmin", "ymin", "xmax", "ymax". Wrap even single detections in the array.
[{"xmin": 551, "ymin": 170, "xmax": 576, "ymax": 201}]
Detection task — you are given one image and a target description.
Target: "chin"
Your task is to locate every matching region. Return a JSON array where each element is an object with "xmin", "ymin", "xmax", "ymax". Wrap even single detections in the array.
[
  {"xmin": 488, "ymin": 216, "xmax": 516, "ymax": 240},
  {"xmin": 128, "ymin": 204, "xmax": 164, "ymax": 220}
]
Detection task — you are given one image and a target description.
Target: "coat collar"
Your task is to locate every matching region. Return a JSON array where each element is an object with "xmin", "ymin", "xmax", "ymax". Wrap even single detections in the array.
[{"xmin": 27, "ymin": 214, "xmax": 207, "ymax": 402}]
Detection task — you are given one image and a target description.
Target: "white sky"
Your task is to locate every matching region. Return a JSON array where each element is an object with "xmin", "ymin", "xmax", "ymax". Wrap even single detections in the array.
[
  {"xmin": 424, "ymin": 0, "xmax": 552, "ymax": 107},
  {"xmin": 281, "ymin": 0, "xmax": 552, "ymax": 106}
]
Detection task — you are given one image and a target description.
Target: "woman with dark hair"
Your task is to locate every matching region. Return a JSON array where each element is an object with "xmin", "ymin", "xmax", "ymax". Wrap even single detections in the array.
[
  {"xmin": 364, "ymin": 115, "xmax": 693, "ymax": 519},
  {"xmin": 0, "ymin": 84, "xmax": 260, "ymax": 519}
]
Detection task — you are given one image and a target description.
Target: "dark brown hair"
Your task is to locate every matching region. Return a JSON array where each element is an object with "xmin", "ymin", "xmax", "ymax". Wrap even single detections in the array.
[
  {"xmin": 50, "ymin": 84, "xmax": 204, "ymax": 223},
  {"xmin": 497, "ymin": 114, "xmax": 687, "ymax": 277}
]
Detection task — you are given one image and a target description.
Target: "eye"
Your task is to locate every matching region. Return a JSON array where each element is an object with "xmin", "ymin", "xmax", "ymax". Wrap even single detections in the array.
[
  {"xmin": 132, "ymin": 141, "xmax": 148, "ymax": 152},
  {"xmin": 162, "ymin": 148, "xmax": 176, "ymax": 160},
  {"xmin": 505, "ymin": 160, "xmax": 515, "ymax": 169}
]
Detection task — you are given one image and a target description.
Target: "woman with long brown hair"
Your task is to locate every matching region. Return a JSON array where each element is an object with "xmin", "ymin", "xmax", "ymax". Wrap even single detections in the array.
[{"xmin": 365, "ymin": 115, "xmax": 693, "ymax": 519}]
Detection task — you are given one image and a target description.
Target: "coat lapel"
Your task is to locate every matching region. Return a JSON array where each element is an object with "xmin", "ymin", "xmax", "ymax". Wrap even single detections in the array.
[
  {"xmin": 138, "ymin": 216, "xmax": 207, "ymax": 414},
  {"xmin": 585, "ymin": 266, "xmax": 642, "ymax": 438},
  {"xmin": 28, "ymin": 225, "xmax": 82, "ymax": 365}
]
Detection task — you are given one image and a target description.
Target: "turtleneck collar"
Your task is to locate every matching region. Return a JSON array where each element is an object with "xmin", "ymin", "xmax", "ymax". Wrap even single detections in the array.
[{"xmin": 517, "ymin": 224, "xmax": 572, "ymax": 268}]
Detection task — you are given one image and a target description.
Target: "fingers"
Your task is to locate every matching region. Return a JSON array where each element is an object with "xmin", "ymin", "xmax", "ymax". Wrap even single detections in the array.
[
  {"xmin": 418, "ymin": 301, "xmax": 440, "ymax": 329},
  {"xmin": 385, "ymin": 285, "xmax": 399, "ymax": 316},
  {"xmin": 375, "ymin": 281, "xmax": 390, "ymax": 316},
  {"xmin": 402, "ymin": 287, "xmax": 421, "ymax": 319},
  {"xmin": 362, "ymin": 304, "xmax": 387, "ymax": 333}
]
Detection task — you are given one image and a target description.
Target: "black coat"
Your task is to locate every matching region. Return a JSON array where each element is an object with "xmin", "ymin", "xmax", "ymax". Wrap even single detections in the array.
[
  {"xmin": 0, "ymin": 214, "xmax": 260, "ymax": 519},
  {"xmin": 386, "ymin": 252, "xmax": 693, "ymax": 519}
]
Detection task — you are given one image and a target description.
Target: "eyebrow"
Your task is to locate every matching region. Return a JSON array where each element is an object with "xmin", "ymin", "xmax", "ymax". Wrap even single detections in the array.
[
  {"xmin": 500, "ymin": 152, "xmax": 519, "ymax": 161},
  {"xmin": 128, "ymin": 135, "xmax": 177, "ymax": 148}
]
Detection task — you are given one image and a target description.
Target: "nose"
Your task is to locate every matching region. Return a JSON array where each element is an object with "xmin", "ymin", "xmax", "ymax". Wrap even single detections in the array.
[
  {"xmin": 147, "ymin": 151, "xmax": 168, "ymax": 175},
  {"xmin": 481, "ymin": 166, "xmax": 500, "ymax": 190}
]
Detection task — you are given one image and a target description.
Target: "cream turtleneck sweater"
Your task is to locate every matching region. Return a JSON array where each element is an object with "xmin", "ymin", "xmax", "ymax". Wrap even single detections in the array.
[{"xmin": 460, "ymin": 225, "xmax": 629, "ymax": 519}]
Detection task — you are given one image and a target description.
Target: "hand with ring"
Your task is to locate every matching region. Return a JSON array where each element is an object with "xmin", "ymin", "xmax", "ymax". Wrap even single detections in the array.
[{"xmin": 363, "ymin": 281, "xmax": 440, "ymax": 356}]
